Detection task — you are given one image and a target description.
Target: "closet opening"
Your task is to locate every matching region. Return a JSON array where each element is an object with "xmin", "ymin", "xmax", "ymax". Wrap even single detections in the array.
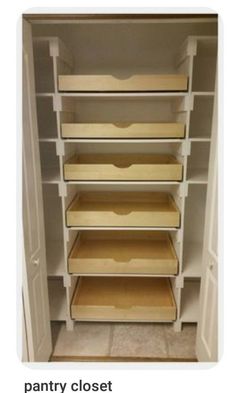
[{"xmin": 22, "ymin": 14, "xmax": 218, "ymax": 362}]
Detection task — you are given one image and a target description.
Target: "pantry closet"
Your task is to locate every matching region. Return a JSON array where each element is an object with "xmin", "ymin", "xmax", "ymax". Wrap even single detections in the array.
[{"xmin": 22, "ymin": 13, "xmax": 218, "ymax": 362}]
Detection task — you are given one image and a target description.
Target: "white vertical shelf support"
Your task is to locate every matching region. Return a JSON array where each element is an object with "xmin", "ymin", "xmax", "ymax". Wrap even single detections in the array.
[
  {"xmin": 48, "ymin": 37, "xmax": 75, "ymax": 330},
  {"xmin": 174, "ymin": 36, "xmax": 197, "ymax": 329}
]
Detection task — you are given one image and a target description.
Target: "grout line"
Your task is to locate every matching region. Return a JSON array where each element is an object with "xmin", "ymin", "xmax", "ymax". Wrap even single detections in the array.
[
  {"xmin": 107, "ymin": 323, "xmax": 115, "ymax": 356},
  {"xmin": 162, "ymin": 324, "xmax": 170, "ymax": 358}
]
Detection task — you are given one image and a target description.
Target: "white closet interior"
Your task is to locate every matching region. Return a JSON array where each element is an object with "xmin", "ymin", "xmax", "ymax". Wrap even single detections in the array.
[{"xmin": 31, "ymin": 16, "xmax": 217, "ymax": 335}]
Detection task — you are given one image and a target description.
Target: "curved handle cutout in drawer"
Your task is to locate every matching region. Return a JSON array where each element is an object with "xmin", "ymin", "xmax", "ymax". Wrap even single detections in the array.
[
  {"xmin": 111, "ymin": 74, "xmax": 134, "ymax": 80},
  {"xmin": 113, "ymin": 209, "xmax": 132, "ymax": 215},
  {"xmin": 113, "ymin": 123, "xmax": 132, "ymax": 128},
  {"xmin": 112, "ymin": 163, "xmax": 132, "ymax": 169}
]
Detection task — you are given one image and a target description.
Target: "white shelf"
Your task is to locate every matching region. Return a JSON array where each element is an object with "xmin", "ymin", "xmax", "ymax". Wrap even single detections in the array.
[
  {"xmin": 189, "ymin": 94, "xmax": 214, "ymax": 140},
  {"xmin": 36, "ymin": 93, "xmax": 55, "ymax": 97},
  {"xmin": 187, "ymin": 168, "xmax": 208, "ymax": 184},
  {"xmin": 59, "ymin": 92, "xmax": 188, "ymax": 99},
  {"xmin": 190, "ymin": 137, "xmax": 211, "ymax": 142},
  {"xmin": 48, "ymin": 279, "xmax": 67, "ymax": 321},
  {"xmin": 68, "ymin": 226, "xmax": 179, "ymax": 231},
  {"xmin": 183, "ymin": 242, "xmax": 202, "ymax": 277},
  {"xmin": 65, "ymin": 181, "xmax": 181, "ymax": 186},
  {"xmin": 39, "ymin": 138, "xmax": 57, "ymax": 143},
  {"xmin": 42, "ymin": 167, "xmax": 60, "ymax": 184},
  {"xmin": 47, "ymin": 240, "xmax": 65, "ymax": 277},
  {"xmin": 180, "ymin": 280, "xmax": 200, "ymax": 322},
  {"xmin": 192, "ymin": 92, "xmax": 215, "ymax": 97},
  {"xmin": 36, "ymin": 95, "xmax": 58, "ymax": 140},
  {"xmin": 63, "ymin": 139, "xmax": 184, "ymax": 144}
]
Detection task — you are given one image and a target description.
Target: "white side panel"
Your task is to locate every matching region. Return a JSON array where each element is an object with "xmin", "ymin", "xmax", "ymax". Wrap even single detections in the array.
[{"xmin": 196, "ymin": 81, "xmax": 218, "ymax": 362}]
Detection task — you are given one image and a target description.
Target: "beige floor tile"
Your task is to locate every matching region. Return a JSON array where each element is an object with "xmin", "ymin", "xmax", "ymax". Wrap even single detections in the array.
[
  {"xmin": 52, "ymin": 322, "xmax": 197, "ymax": 360},
  {"xmin": 110, "ymin": 323, "xmax": 168, "ymax": 358},
  {"xmin": 164, "ymin": 324, "xmax": 196, "ymax": 359},
  {"xmin": 53, "ymin": 322, "xmax": 112, "ymax": 357}
]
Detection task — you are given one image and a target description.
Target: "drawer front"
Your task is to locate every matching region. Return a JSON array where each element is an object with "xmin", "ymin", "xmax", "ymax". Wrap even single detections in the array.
[
  {"xmin": 64, "ymin": 164, "xmax": 183, "ymax": 181},
  {"xmin": 66, "ymin": 211, "xmax": 180, "ymax": 227},
  {"xmin": 71, "ymin": 305, "xmax": 176, "ymax": 321},
  {"xmin": 61, "ymin": 123, "xmax": 185, "ymax": 139},
  {"xmin": 58, "ymin": 74, "xmax": 188, "ymax": 92},
  {"xmin": 69, "ymin": 258, "xmax": 178, "ymax": 275}
]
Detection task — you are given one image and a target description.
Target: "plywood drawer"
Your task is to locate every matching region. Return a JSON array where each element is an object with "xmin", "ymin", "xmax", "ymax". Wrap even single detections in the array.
[
  {"xmin": 61, "ymin": 123, "xmax": 185, "ymax": 139},
  {"xmin": 64, "ymin": 154, "xmax": 183, "ymax": 181},
  {"xmin": 66, "ymin": 192, "xmax": 180, "ymax": 228},
  {"xmin": 69, "ymin": 231, "xmax": 178, "ymax": 275},
  {"xmin": 58, "ymin": 74, "xmax": 188, "ymax": 92},
  {"xmin": 71, "ymin": 277, "xmax": 176, "ymax": 321}
]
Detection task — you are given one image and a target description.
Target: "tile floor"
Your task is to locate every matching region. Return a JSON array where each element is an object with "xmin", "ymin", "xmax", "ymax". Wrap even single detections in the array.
[{"xmin": 51, "ymin": 322, "xmax": 197, "ymax": 361}]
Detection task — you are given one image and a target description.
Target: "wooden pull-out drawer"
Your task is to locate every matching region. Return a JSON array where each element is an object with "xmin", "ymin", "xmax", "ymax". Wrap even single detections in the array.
[
  {"xmin": 71, "ymin": 277, "xmax": 176, "ymax": 321},
  {"xmin": 58, "ymin": 74, "xmax": 188, "ymax": 92},
  {"xmin": 61, "ymin": 123, "xmax": 185, "ymax": 139},
  {"xmin": 69, "ymin": 231, "xmax": 178, "ymax": 275},
  {"xmin": 66, "ymin": 192, "xmax": 180, "ymax": 228},
  {"xmin": 64, "ymin": 154, "xmax": 183, "ymax": 181}
]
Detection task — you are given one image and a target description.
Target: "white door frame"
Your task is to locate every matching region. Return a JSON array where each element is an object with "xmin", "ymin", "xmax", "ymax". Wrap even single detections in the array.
[{"xmin": 22, "ymin": 18, "xmax": 52, "ymax": 362}]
